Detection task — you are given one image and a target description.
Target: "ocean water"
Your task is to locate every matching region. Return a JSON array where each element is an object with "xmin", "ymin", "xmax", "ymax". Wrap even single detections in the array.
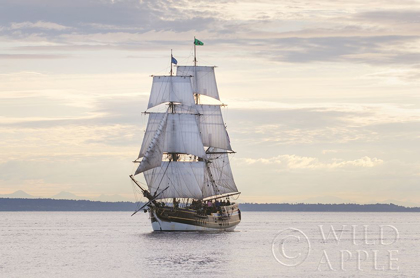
[{"xmin": 0, "ymin": 211, "xmax": 419, "ymax": 277}]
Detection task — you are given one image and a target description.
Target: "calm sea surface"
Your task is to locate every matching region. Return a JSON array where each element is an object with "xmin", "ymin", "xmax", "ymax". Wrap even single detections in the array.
[{"xmin": 0, "ymin": 211, "xmax": 419, "ymax": 277}]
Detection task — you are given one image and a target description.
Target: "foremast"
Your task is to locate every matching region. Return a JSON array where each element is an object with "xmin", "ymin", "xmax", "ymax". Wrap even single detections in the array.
[{"xmin": 194, "ymin": 36, "xmax": 199, "ymax": 105}]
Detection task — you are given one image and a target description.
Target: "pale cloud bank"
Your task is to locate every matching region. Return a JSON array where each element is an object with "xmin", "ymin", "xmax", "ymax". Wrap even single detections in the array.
[
  {"xmin": 1, "ymin": 0, "xmax": 420, "ymax": 68},
  {"xmin": 243, "ymin": 155, "xmax": 384, "ymax": 170},
  {"xmin": 9, "ymin": 21, "xmax": 70, "ymax": 31}
]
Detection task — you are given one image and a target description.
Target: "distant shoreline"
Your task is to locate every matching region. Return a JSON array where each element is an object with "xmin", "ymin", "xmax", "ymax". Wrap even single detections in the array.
[{"xmin": 1, "ymin": 198, "xmax": 420, "ymax": 212}]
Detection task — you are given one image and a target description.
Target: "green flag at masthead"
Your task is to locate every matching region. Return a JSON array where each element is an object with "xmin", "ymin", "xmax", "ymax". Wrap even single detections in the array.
[{"xmin": 194, "ymin": 38, "xmax": 204, "ymax": 46}]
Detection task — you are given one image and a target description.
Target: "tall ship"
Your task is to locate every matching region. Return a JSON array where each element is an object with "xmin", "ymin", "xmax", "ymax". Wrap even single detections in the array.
[{"xmin": 130, "ymin": 38, "xmax": 241, "ymax": 231}]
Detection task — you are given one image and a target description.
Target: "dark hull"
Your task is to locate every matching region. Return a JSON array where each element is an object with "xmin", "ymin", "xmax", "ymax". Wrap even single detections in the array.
[{"xmin": 149, "ymin": 204, "xmax": 241, "ymax": 231}]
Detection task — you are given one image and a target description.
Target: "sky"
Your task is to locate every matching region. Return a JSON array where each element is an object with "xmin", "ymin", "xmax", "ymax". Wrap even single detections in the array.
[{"xmin": 1, "ymin": 0, "xmax": 420, "ymax": 204}]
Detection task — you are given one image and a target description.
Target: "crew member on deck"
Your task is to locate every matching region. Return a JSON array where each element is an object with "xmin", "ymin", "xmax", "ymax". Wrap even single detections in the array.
[{"xmin": 173, "ymin": 198, "xmax": 179, "ymax": 209}]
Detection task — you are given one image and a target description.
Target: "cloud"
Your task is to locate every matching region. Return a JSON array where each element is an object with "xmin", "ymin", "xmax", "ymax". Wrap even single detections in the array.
[
  {"xmin": 356, "ymin": 10, "xmax": 420, "ymax": 24},
  {"xmin": 243, "ymin": 155, "xmax": 384, "ymax": 170},
  {"xmin": 226, "ymin": 102, "xmax": 420, "ymax": 149},
  {"xmin": 253, "ymin": 36, "xmax": 420, "ymax": 65},
  {"xmin": 364, "ymin": 68, "xmax": 420, "ymax": 84},
  {"xmin": 322, "ymin": 150, "xmax": 338, "ymax": 154},
  {"xmin": 0, "ymin": 155, "xmax": 136, "ymax": 196},
  {"xmin": 0, "ymin": 0, "xmax": 217, "ymax": 36},
  {"xmin": 1, "ymin": 1, "xmax": 419, "ymax": 68},
  {"xmin": 0, "ymin": 54, "xmax": 70, "ymax": 59},
  {"xmin": 10, "ymin": 21, "xmax": 70, "ymax": 30}
]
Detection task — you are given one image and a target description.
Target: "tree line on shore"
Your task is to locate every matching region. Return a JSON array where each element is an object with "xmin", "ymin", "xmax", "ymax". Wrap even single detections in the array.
[{"xmin": 1, "ymin": 198, "xmax": 419, "ymax": 212}]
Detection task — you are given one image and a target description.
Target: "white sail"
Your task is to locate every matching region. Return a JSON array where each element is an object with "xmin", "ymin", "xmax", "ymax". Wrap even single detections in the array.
[
  {"xmin": 147, "ymin": 76, "xmax": 195, "ymax": 109},
  {"xmin": 202, "ymin": 148, "xmax": 238, "ymax": 198},
  {"xmin": 134, "ymin": 113, "xmax": 168, "ymax": 175},
  {"xmin": 176, "ymin": 66, "xmax": 219, "ymax": 100},
  {"xmin": 138, "ymin": 113, "xmax": 165, "ymax": 158},
  {"xmin": 139, "ymin": 113, "xmax": 206, "ymax": 159},
  {"xmin": 164, "ymin": 114, "xmax": 206, "ymax": 158},
  {"xmin": 144, "ymin": 161, "xmax": 205, "ymax": 199},
  {"xmin": 144, "ymin": 157, "xmax": 237, "ymax": 199},
  {"xmin": 196, "ymin": 105, "xmax": 232, "ymax": 151}
]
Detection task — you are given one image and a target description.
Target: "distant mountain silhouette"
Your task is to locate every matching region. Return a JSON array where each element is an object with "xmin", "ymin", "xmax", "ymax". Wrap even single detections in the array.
[
  {"xmin": 51, "ymin": 191, "xmax": 87, "ymax": 200},
  {"xmin": 0, "ymin": 190, "xmax": 35, "ymax": 198}
]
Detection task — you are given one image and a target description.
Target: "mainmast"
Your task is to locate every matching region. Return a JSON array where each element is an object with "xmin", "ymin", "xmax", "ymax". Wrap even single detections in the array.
[
  {"xmin": 194, "ymin": 37, "xmax": 197, "ymax": 67},
  {"xmin": 193, "ymin": 37, "xmax": 199, "ymax": 105}
]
